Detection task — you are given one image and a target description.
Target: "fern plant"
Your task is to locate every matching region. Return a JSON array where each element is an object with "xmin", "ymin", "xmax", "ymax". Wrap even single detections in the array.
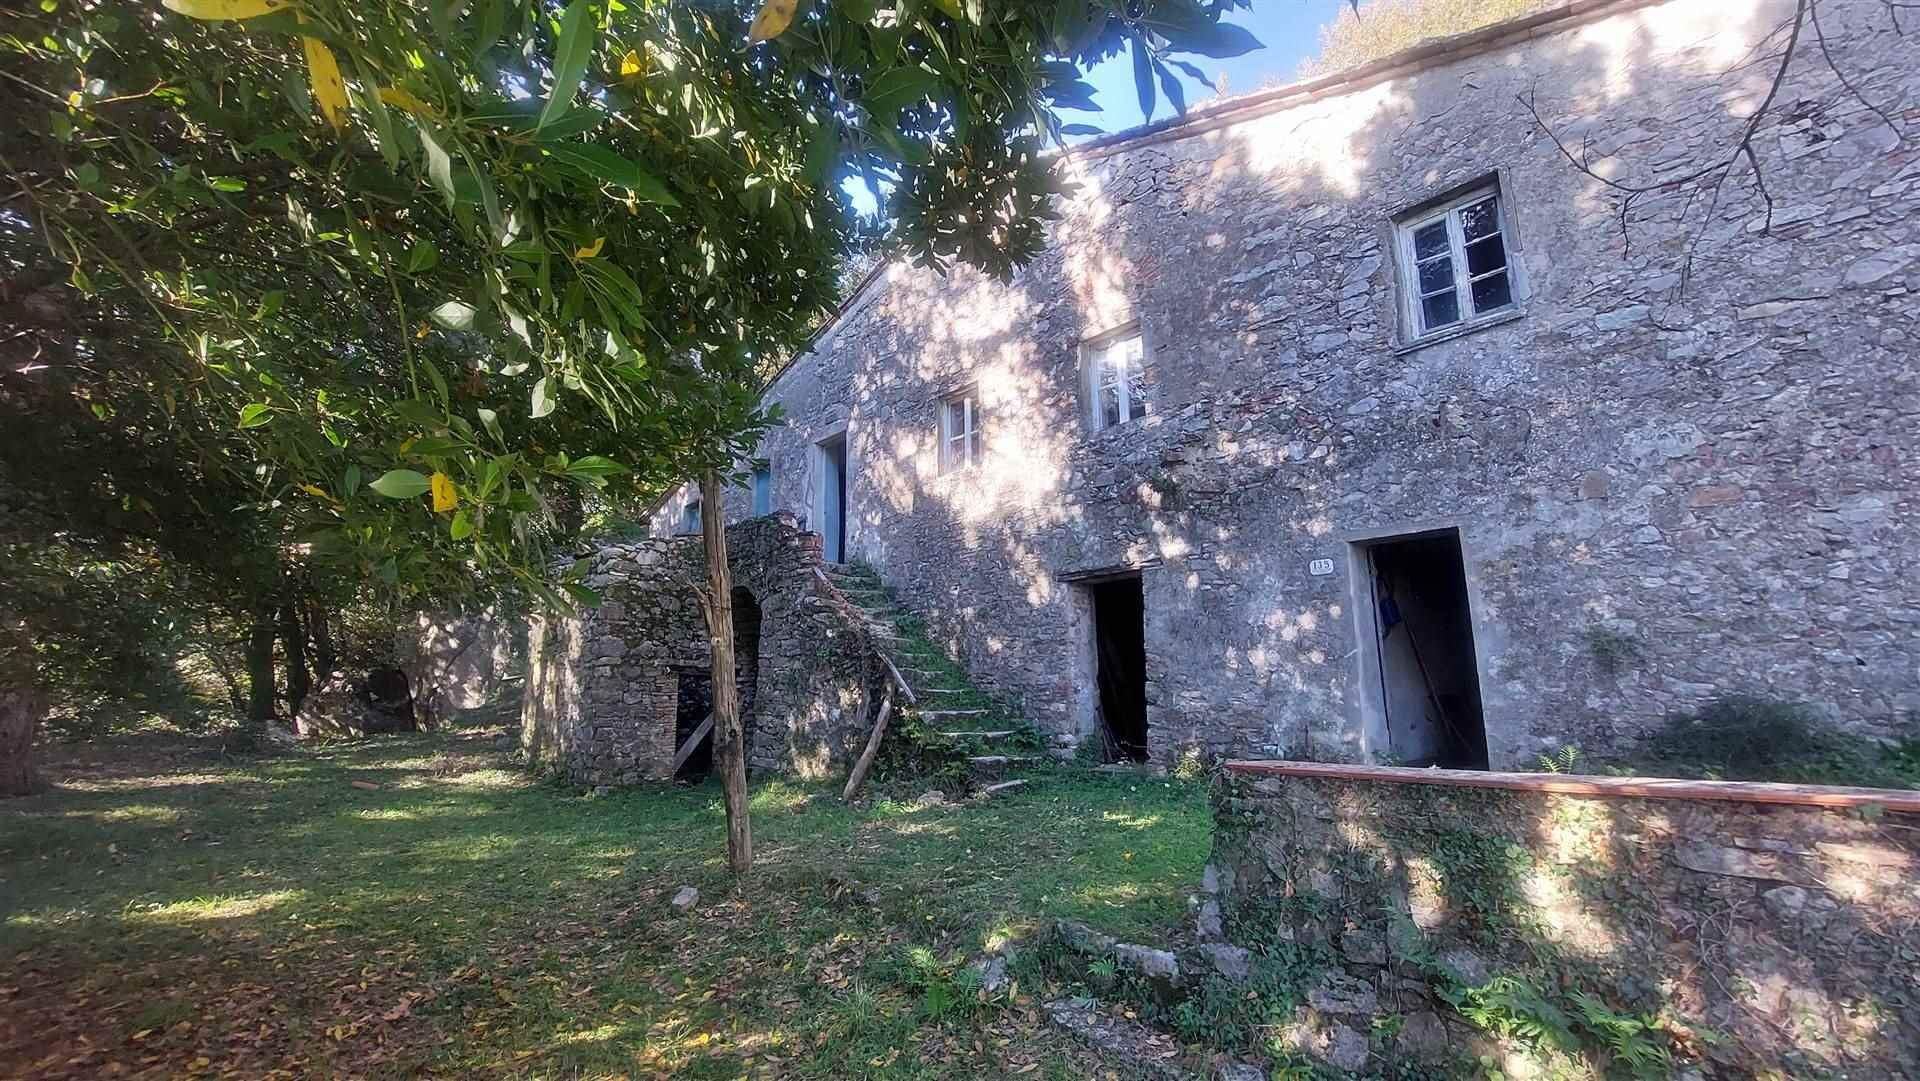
[
  {"xmin": 1536, "ymin": 746, "xmax": 1581, "ymax": 774},
  {"xmin": 1570, "ymin": 992, "xmax": 1672, "ymax": 1079}
]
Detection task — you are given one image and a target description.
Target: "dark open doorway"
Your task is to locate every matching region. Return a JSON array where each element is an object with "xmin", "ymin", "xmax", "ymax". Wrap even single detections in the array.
[
  {"xmin": 1363, "ymin": 531, "xmax": 1488, "ymax": 770},
  {"xmin": 672, "ymin": 668, "xmax": 714, "ymax": 780},
  {"xmin": 1090, "ymin": 575, "xmax": 1148, "ymax": 762},
  {"xmin": 818, "ymin": 435, "xmax": 848, "ymax": 562},
  {"xmin": 673, "ymin": 587, "xmax": 762, "ymax": 782}
]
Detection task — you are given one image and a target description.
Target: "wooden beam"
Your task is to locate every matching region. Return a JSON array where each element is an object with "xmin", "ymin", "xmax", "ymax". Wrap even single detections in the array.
[
  {"xmin": 1222, "ymin": 759, "xmax": 1920, "ymax": 813},
  {"xmin": 671, "ymin": 714, "xmax": 714, "ymax": 774},
  {"xmin": 841, "ymin": 686, "xmax": 894, "ymax": 803}
]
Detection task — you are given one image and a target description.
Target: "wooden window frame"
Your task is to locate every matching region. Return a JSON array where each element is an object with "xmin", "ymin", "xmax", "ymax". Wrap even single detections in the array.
[
  {"xmin": 1393, "ymin": 182, "xmax": 1520, "ymax": 344},
  {"xmin": 1082, "ymin": 325, "xmax": 1149, "ymax": 433},
  {"xmin": 939, "ymin": 388, "xmax": 982, "ymax": 473}
]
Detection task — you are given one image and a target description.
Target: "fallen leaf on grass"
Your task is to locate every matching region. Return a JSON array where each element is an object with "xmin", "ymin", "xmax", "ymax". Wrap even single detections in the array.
[{"xmin": 350, "ymin": 781, "xmax": 381, "ymax": 791}]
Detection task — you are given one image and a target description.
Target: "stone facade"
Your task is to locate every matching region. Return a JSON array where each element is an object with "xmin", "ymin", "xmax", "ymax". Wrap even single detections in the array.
[
  {"xmin": 522, "ymin": 514, "xmax": 882, "ymax": 785},
  {"xmin": 1207, "ymin": 763, "xmax": 1920, "ymax": 1077},
  {"xmin": 657, "ymin": 0, "xmax": 1920, "ymax": 768}
]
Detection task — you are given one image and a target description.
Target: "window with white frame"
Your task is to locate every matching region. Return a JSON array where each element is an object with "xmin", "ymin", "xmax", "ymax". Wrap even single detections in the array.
[
  {"xmin": 1395, "ymin": 186, "xmax": 1516, "ymax": 338},
  {"xmin": 680, "ymin": 497, "xmax": 702, "ymax": 535},
  {"xmin": 939, "ymin": 389, "xmax": 982, "ymax": 473},
  {"xmin": 1087, "ymin": 329, "xmax": 1148, "ymax": 432}
]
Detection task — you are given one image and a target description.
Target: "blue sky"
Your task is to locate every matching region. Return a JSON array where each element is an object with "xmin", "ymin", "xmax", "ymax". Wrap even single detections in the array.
[
  {"xmin": 1069, "ymin": 0, "xmax": 1352, "ymax": 135},
  {"xmin": 846, "ymin": 1, "xmax": 1351, "ymax": 213}
]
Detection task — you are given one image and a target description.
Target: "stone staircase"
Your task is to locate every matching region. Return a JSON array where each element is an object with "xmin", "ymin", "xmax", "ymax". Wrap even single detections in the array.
[{"xmin": 822, "ymin": 562, "xmax": 1046, "ymax": 798}]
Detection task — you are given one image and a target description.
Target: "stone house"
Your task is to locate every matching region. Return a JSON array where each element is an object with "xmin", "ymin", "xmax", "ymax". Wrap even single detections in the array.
[
  {"xmin": 650, "ymin": 0, "xmax": 1920, "ymax": 771},
  {"xmin": 523, "ymin": 515, "xmax": 887, "ymax": 785}
]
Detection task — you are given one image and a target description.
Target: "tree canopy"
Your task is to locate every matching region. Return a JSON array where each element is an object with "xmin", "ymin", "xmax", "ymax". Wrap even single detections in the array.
[{"xmin": 3, "ymin": 0, "xmax": 1262, "ymax": 610}]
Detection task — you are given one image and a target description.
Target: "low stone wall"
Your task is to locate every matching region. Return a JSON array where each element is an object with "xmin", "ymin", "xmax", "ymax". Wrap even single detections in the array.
[
  {"xmin": 522, "ymin": 514, "xmax": 881, "ymax": 786},
  {"xmin": 1207, "ymin": 761, "xmax": 1920, "ymax": 1078}
]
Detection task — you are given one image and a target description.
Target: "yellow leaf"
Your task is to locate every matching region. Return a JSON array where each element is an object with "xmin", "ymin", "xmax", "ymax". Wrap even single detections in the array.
[
  {"xmin": 619, "ymin": 49, "xmax": 645, "ymax": 79},
  {"xmin": 430, "ymin": 472, "xmax": 457, "ymax": 513},
  {"xmin": 745, "ymin": 0, "xmax": 796, "ymax": 44},
  {"xmin": 161, "ymin": 0, "xmax": 287, "ymax": 20},
  {"xmin": 302, "ymin": 36, "xmax": 348, "ymax": 133},
  {"xmin": 377, "ymin": 87, "xmax": 432, "ymax": 117},
  {"xmin": 574, "ymin": 236, "xmax": 605, "ymax": 259},
  {"xmin": 298, "ymin": 483, "xmax": 331, "ymax": 500}
]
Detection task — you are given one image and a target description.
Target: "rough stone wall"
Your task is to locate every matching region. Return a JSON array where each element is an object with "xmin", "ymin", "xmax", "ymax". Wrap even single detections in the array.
[
  {"xmin": 521, "ymin": 514, "xmax": 880, "ymax": 785},
  {"xmin": 1209, "ymin": 766, "xmax": 1920, "ymax": 1077},
  {"xmin": 657, "ymin": 0, "xmax": 1920, "ymax": 767}
]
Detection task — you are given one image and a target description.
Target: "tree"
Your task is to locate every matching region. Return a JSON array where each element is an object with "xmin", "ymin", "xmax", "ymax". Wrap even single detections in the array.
[
  {"xmin": 1, "ymin": 0, "xmax": 1263, "ymax": 840},
  {"xmin": 1298, "ymin": 0, "xmax": 1552, "ymax": 78}
]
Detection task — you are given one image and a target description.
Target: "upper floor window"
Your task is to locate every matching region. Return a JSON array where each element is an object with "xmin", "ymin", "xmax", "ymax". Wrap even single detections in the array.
[
  {"xmin": 1086, "ymin": 329, "xmax": 1148, "ymax": 432},
  {"xmin": 939, "ymin": 389, "xmax": 982, "ymax": 473},
  {"xmin": 1395, "ymin": 185, "xmax": 1516, "ymax": 339},
  {"xmin": 751, "ymin": 465, "xmax": 772, "ymax": 515},
  {"xmin": 681, "ymin": 497, "xmax": 702, "ymax": 535}
]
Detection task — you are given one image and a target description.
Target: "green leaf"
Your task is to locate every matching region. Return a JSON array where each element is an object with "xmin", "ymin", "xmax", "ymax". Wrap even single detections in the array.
[
  {"xmin": 1060, "ymin": 123, "xmax": 1104, "ymax": 137},
  {"xmin": 543, "ymin": 142, "xmax": 678, "ymax": 205},
  {"xmin": 1163, "ymin": 20, "xmax": 1264, "ymax": 60},
  {"xmin": 343, "ymin": 463, "xmax": 362, "ymax": 497},
  {"xmin": 419, "ymin": 124, "xmax": 455, "ymax": 205},
  {"xmin": 1131, "ymin": 37, "xmax": 1157, "ymax": 122},
  {"xmin": 406, "ymin": 238, "xmax": 440, "ymax": 273},
  {"xmin": 368, "ymin": 469, "xmax": 432, "ymax": 499},
  {"xmin": 530, "ymin": 376, "xmax": 556, "ymax": 419},
  {"xmin": 564, "ymin": 455, "xmax": 628, "ymax": 485},
  {"xmin": 562, "ymin": 581, "xmax": 602, "ymax": 607},
  {"xmin": 237, "ymin": 402, "xmax": 272, "ymax": 429},
  {"xmin": 450, "ymin": 508, "xmax": 475, "ymax": 540},
  {"xmin": 863, "ymin": 64, "xmax": 937, "ymax": 122},
  {"xmin": 476, "ymin": 407, "xmax": 504, "ymax": 446},
  {"xmin": 431, "ymin": 301, "xmax": 477, "ymax": 330},
  {"xmin": 1155, "ymin": 60, "xmax": 1186, "ymax": 116},
  {"xmin": 537, "ymin": 0, "xmax": 595, "ymax": 132}
]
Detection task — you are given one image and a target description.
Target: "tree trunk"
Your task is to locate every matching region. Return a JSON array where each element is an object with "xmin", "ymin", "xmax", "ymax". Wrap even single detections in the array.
[
  {"xmin": 307, "ymin": 604, "xmax": 336, "ymax": 679},
  {"xmin": 245, "ymin": 606, "xmax": 277, "ymax": 728},
  {"xmin": 0, "ymin": 617, "xmax": 45, "ymax": 798},
  {"xmin": 279, "ymin": 602, "xmax": 311, "ymax": 714},
  {"xmin": 699, "ymin": 468, "xmax": 751, "ymax": 874}
]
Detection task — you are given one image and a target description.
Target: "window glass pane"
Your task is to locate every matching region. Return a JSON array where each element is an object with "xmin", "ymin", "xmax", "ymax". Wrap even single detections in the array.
[
  {"xmin": 1422, "ymin": 289, "xmax": 1461, "ymax": 329},
  {"xmin": 1127, "ymin": 367, "xmax": 1148, "ymax": 420},
  {"xmin": 1100, "ymin": 385, "xmax": 1121, "ymax": 429},
  {"xmin": 947, "ymin": 398, "xmax": 965, "ymax": 437},
  {"xmin": 1471, "ymin": 271, "xmax": 1512, "ymax": 313},
  {"xmin": 1458, "ymin": 197, "xmax": 1499, "ymax": 241},
  {"xmin": 1416, "ymin": 255, "xmax": 1454, "ymax": 294},
  {"xmin": 1465, "ymin": 233, "xmax": 1507, "ymax": 277},
  {"xmin": 1413, "ymin": 220, "xmax": 1449, "ymax": 260},
  {"xmin": 968, "ymin": 429, "xmax": 981, "ymax": 462},
  {"xmin": 1098, "ymin": 356, "xmax": 1119, "ymax": 389}
]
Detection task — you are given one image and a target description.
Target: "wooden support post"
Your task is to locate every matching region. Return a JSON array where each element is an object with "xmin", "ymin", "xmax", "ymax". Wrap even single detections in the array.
[{"xmin": 841, "ymin": 684, "xmax": 895, "ymax": 803}]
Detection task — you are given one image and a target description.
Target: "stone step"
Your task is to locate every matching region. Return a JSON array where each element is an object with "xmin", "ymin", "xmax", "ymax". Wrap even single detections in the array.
[
  {"xmin": 976, "ymin": 780, "xmax": 1028, "ymax": 799},
  {"xmin": 921, "ymin": 686, "xmax": 970, "ymax": 695},
  {"xmin": 936, "ymin": 730, "xmax": 1019, "ymax": 741},
  {"xmin": 911, "ymin": 708, "xmax": 990, "ymax": 720},
  {"xmin": 967, "ymin": 754, "xmax": 1040, "ymax": 774}
]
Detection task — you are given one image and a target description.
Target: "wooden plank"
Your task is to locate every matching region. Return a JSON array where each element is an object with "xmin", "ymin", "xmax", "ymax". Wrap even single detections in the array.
[
  {"xmin": 671, "ymin": 714, "xmax": 714, "ymax": 774},
  {"xmin": 841, "ymin": 686, "xmax": 894, "ymax": 803},
  {"xmin": 1221, "ymin": 759, "xmax": 1920, "ymax": 812}
]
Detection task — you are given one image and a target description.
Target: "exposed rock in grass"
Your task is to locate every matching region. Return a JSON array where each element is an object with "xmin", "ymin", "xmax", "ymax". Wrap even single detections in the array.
[
  {"xmin": 670, "ymin": 886, "xmax": 698, "ymax": 913},
  {"xmin": 1042, "ymin": 998, "xmax": 1190, "ymax": 1079}
]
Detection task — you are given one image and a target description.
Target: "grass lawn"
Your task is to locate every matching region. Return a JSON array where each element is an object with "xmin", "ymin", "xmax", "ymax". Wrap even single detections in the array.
[{"xmin": 0, "ymin": 729, "xmax": 1210, "ymax": 1079}]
